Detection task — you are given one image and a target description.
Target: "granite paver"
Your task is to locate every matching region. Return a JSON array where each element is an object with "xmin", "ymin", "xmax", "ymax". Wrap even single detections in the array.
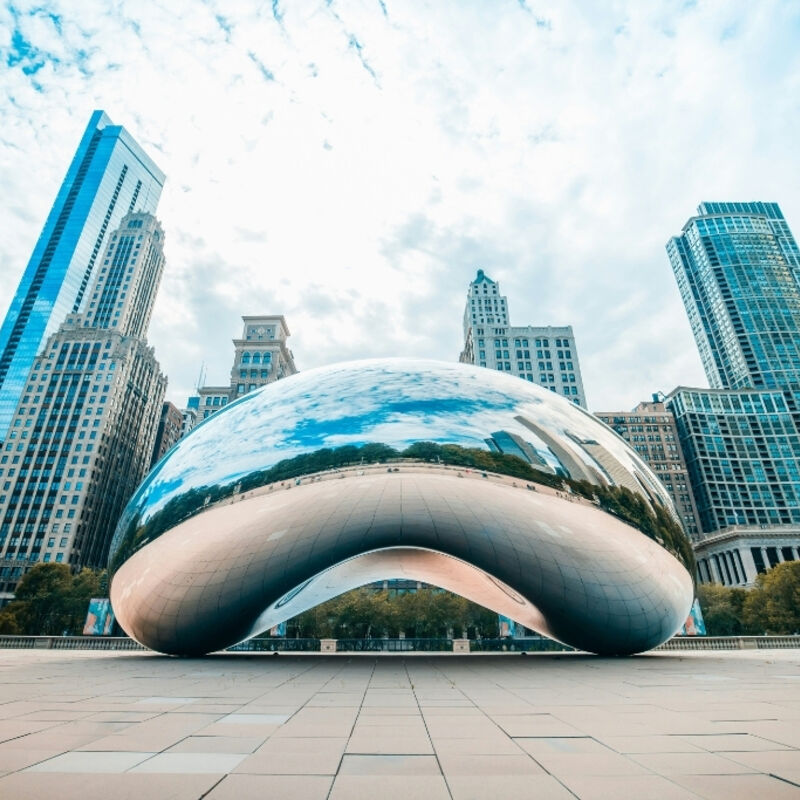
[{"xmin": 0, "ymin": 649, "xmax": 797, "ymax": 799}]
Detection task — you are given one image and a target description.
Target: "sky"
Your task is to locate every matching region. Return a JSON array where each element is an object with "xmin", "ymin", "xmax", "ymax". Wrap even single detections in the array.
[{"xmin": 0, "ymin": 0, "xmax": 798, "ymax": 413}]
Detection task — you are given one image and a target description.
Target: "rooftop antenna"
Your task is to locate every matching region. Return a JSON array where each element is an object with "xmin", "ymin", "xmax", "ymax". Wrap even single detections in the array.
[{"xmin": 196, "ymin": 362, "xmax": 206, "ymax": 391}]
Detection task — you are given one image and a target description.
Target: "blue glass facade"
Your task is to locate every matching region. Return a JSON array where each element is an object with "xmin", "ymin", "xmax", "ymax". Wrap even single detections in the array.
[
  {"xmin": 0, "ymin": 111, "xmax": 164, "ymax": 440},
  {"xmin": 667, "ymin": 387, "xmax": 800, "ymax": 533},
  {"xmin": 666, "ymin": 203, "xmax": 800, "ymax": 585},
  {"xmin": 667, "ymin": 202, "xmax": 800, "ymax": 391}
]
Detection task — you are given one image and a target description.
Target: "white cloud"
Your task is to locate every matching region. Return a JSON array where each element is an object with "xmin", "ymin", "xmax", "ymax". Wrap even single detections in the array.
[{"xmin": 0, "ymin": 0, "xmax": 798, "ymax": 410}]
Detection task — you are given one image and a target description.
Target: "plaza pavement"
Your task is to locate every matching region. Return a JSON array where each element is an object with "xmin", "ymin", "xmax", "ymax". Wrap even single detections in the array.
[{"xmin": 0, "ymin": 650, "xmax": 798, "ymax": 799}]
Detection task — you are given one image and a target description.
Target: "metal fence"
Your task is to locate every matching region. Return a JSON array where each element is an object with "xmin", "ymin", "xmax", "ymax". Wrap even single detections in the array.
[
  {"xmin": 655, "ymin": 635, "xmax": 800, "ymax": 651},
  {"xmin": 470, "ymin": 637, "xmax": 576, "ymax": 652},
  {"xmin": 1, "ymin": 634, "xmax": 799, "ymax": 652},
  {"xmin": 336, "ymin": 638, "xmax": 453, "ymax": 651},
  {"xmin": 227, "ymin": 638, "xmax": 320, "ymax": 652}
]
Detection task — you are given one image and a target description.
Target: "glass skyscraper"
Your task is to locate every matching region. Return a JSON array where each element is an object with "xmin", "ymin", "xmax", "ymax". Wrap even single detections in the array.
[
  {"xmin": 0, "ymin": 110, "xmax": 164, "ymax": 441},
  {"xmin": 667, "ymin": 202, "xmax": 800, "ymax": 391},
  {"xmin": 665, "ymin": 202, "xmax": 800, "ymax": 587}
]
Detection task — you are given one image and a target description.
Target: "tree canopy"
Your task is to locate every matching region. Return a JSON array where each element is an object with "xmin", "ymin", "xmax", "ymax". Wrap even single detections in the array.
[{"xmin": 0, "ymin": 564, "xmax": 107, "ymax": 636}]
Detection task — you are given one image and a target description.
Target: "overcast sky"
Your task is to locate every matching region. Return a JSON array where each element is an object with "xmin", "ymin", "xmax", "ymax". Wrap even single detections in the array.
[{"xmin": 1, "ymin": 0, "xmax": 798, "ymax": 412}]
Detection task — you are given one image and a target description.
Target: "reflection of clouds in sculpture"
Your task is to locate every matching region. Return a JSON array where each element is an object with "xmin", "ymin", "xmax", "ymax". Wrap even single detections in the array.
[
  {"xmin": 109, "ymin": 359, "xmax": 694, "ymax": 657},
  {"xmin": 116, "ymin": 359, "xmax": 676, "ymax": 534}
]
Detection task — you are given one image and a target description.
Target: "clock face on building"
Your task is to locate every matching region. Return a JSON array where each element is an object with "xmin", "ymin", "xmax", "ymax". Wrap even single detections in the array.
[{"xmin": 253, "ymin": 327, "xmax": 265, "ymax": 338}]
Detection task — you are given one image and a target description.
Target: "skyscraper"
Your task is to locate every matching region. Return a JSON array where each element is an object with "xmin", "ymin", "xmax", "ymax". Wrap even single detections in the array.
[
  {"xmin": 667, "ymin": 202, "xmax": 800, "ymax": 391},
  {"xmin": 459, "ymin": 270, "xmax": 587, "ymax": 407},
  {"xmin": 0, "ymin": 111, "xmax": 164, "ymax": 440},
  {"xmin": 665, "ymin": 203, "xmax": 800, "ymax": 586},
  {"xmin": 0, "ymin": 213, "xmax": 167, "ymax": 598}
]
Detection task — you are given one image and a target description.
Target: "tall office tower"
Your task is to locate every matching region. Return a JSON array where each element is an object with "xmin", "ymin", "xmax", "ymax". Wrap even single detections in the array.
[
  {"xmin": 194, "ymin": 315, "xmax": 297, "ymax": 421},
  {"xmin": 0, "ymin": 213, "xmax": 167, "ymax": 599},
  {"xmin": 595, "ymin": 399, "xmax": 701, "ymax": 540},
  {"xmin": 0, "ymin": 111, "xmax": 164, "ymax": 441},
  {"xmin": 667, "ymin": 202, "xmax": 800, "ymax": 391},
  {"xmin": 665, "ymin": 203, "xmax": 800, "ymax": 587},
  {"xmin": 459, "ymin": 270, "xmax": 587, "ymax": 407}
]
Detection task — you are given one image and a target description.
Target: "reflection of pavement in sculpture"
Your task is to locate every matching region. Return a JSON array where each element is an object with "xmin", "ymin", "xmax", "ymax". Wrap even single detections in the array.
[{"xmin": 108, "ymin": 359, "xmax": 694, "ymax": 656}]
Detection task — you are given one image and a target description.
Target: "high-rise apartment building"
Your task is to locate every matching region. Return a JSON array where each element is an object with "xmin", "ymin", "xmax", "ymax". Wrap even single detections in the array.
[
  {"xmin": 665, "ymin": 203, "xmax": 800, "ymax": 586},
  {"xmin": 459, "ymin": 270, "xmax": 587, "ymax": 407},
  {"xmin": 667, "ymin": 202, "xmax": 800, "ymax": 391},
  {"xmin": 194, "ymin": 315, "xmax": 297, "ymax": 421},
  {"xmin": 0, "ymin": 213, "xmax": 167, "ymax": 599},
  {"xmin": 0, "ymin": 111, "xmax": 164, "ymax": 440},
  {"xmin": 595, "ymin": 399, "xmax": 701, "ymax": 540}
]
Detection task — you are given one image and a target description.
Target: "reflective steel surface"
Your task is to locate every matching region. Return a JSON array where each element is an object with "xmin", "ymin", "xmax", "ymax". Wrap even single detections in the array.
[{"xmin": 109, "ymin": 359, "xmax": 694, "ymax": 655}]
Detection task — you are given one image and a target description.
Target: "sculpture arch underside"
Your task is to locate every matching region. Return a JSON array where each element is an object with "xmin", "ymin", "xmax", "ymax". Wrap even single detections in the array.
[{"xmin": 110, "ymin": 470, "xmax": 692, "ymax": 656}]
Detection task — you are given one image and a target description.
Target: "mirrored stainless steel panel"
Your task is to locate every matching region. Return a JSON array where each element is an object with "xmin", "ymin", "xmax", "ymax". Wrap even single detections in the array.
[{"xmin": 109, "ymin": 359, "xmax": 694, "ymax": 655}]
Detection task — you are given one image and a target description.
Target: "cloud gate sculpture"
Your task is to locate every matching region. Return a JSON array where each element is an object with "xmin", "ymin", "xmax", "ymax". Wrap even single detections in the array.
[{"xmin": 109, "ymin": 359, "xmax": 694, "ymax": 656}]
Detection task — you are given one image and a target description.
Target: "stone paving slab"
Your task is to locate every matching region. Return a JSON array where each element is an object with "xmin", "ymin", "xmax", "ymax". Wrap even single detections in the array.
[{"xmin": 0, "ymin": 649, "xmax": 798, "ymax": 798}]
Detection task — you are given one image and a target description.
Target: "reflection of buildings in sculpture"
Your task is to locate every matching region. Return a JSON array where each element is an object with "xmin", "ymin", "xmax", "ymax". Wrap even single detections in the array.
[
  {"xmin": 0, "ymin": 111, "xmax": 164, "ymax": 441},
  {"xmin": 666, "ymin": 203, "xmax": 800, "ymax": 587},
  {"xmin": 192, "ymin": 315, "xmax": 297, "ymax": 421},
  {"xmin": 563, "ymin": 430, "xmax": 645, "ymax": 499},
  {"xmin": 595, "ymin": 399, "xmax": 700, "ymax": 540},
  {"xmin": 485, "ymin": 430, "xmax": 553, "ymax": 473},
  {"xmin": 513, "ymin": 416, "xmax": 603, "ymax": 484},
  {"xmin": 459, "ymin": 270, "xmax": 588, "ymax": 408},
  {"xmin": 0, "ymin": 213, "xmax": 167, "ymax": 599}
]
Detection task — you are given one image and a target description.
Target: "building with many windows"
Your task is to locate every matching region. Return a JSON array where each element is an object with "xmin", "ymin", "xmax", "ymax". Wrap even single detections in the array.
[
  {"xmin": 150, "ymin": 402, "xmax": 183, "ymax": 468},
  {"xmin": 665, "ymin": 202, "xmax": 800, "ymax": 586},
  {"xmin": 668, "ymin": 201, "xmax": 800, "ymax": 391},
  {"xmin": 459, "ymin": 270, "xmax": 587, "ymax": 407},
  {"xmin": 193, "ymin": 316, "xmax": 297, "ymax": 421},
  {"xmin": 0, "ymin": 212, "xmax": 167, "ymax": 600},
  {"xmin": 595, "ymin": 399, "xmax": 700, "ymax": 540},
  {"xmin": 0, "ymin": 111, "xmax": 164, "ymax": 441}
]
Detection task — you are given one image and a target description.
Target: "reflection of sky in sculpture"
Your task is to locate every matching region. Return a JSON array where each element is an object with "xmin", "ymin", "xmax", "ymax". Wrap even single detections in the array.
[{"xmin": 113, "ymin": 359, "xmax": 675, "ymax": 547}]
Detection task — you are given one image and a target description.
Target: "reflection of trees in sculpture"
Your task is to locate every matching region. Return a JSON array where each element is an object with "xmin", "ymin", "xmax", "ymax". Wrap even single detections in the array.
[{"xmin": 109, "ymin": 441, "xmax": 694, "ymax": 577}]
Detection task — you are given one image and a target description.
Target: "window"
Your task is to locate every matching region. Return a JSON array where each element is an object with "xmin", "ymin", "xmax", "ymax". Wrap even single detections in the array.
[{"xmin": 55, "ymin": 553, "xmax": 63, "ymax": 563}]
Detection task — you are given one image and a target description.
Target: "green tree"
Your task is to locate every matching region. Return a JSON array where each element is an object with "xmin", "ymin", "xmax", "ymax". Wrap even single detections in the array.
[
  {"xmin": 744, "ymin": 562, "xmax": 800, "ymax": 634},
  {"xmin": 696, "ymin": 584, "xmax": 749, "ymax": 635},
  {"xmin": 0, "ymin": 564, "xmax": 107, "ymax": 636}
]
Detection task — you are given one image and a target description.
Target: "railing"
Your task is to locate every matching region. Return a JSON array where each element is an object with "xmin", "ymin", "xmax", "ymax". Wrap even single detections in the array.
[
  {"xmin": 227, "ymin": 637, "xmax": 320, "ymax": 652},
  {"xmin": 0, "ymin": 635, "xmax": 146, "ymax": 650},
  {"xmin": 470, "ymin": 637, "xmax": 576, "ymax": 652},
  {"xmin": 655, "ymin": 635, "xmax": 800, "ymax": 651},
  {"xmin": 336, "ymin": 638, "xmax": 453, "ymax": 652},
  {"xmin": 1, "ymin": 634, "xmax": 799, "ymax": 652}
]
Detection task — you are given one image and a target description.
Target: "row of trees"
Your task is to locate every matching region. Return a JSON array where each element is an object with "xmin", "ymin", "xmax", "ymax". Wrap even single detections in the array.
[
  {"xmin": 698, "ymin": 561, "xmax": 800, "ymax": 635},
  {"xmin": 287, "ymin": 587, "xmax": 500, "ymax": 639},
  {"xmin": 0, "ymin": 564, "xmax": 107, "ymax": 635}
]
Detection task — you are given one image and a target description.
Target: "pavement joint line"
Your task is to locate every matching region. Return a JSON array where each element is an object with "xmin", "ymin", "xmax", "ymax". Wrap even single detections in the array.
[{"xmin": 403, "ymin": 659, "xmax": 452, "ymax": 800}]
